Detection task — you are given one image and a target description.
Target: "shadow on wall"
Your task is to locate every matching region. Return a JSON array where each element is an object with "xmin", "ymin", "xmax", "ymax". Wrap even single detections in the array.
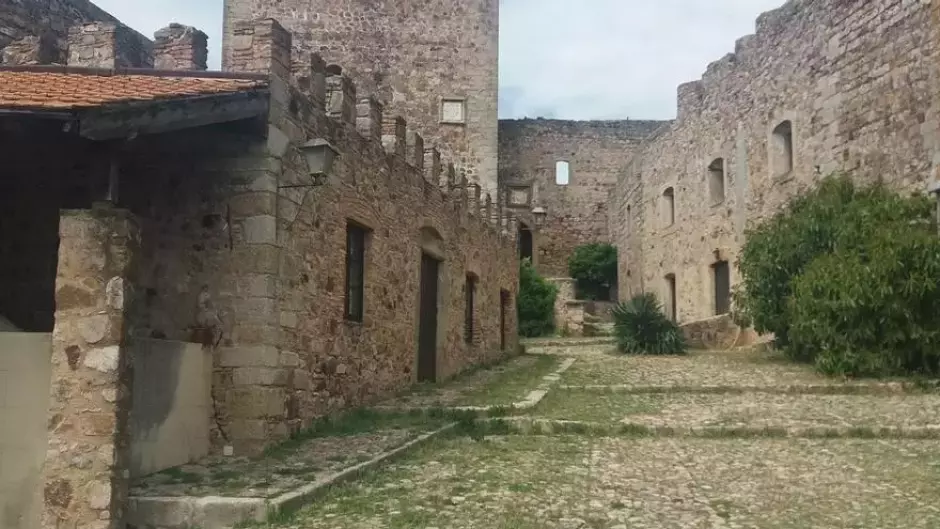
[{"xmin": 130, "ymin": 339, "xmax": 211, "ymax": 478}]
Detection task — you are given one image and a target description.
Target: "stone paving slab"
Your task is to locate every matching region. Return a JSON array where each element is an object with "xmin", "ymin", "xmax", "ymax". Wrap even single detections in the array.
[
  {"xmin": 375, "ymin": 354, "xmax": 561, "ymax": 409},
  {"xmin": 264, "ymin": 435, "xmax": 940, "ymax": 529},
  {"xmin": 131, "ymin": 417, "xmax": 450, "ymax": 499},
  {"xmin": 536, "ymin": 390, "xmax": 940, "ymax": 430},
  {"xmin": 563, "ymin": 347, "xmax": 830, "ymax": 388}
]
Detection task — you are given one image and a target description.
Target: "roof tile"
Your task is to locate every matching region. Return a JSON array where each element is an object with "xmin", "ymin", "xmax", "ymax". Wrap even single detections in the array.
[{"xmin": 0, "ymin": 70, "xmax": 266, "ymax": 110}]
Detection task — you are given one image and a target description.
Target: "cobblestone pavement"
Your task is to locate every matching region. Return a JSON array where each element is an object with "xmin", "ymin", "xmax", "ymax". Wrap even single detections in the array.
[{"xmin": 238, "ymin": 342, "xmax": 940, "ymax": 528}]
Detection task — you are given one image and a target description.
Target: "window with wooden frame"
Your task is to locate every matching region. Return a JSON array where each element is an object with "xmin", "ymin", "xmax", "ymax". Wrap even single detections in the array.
[{"xmin": 345, "ymin": 222, "xmax": 368, "ymax": 322}]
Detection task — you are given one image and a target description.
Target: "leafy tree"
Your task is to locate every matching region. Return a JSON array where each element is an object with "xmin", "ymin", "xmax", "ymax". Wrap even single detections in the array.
[
  {"xmin": 612, "ymin": 293, "xmax": 686, "ymax": 355},
  {"xmin": 568, "ymin": 243, "xmax": 618, "ymax": 301},
  {"xmin": 518, "ymin": 259, "xmax": 558, "ymax": 338}
]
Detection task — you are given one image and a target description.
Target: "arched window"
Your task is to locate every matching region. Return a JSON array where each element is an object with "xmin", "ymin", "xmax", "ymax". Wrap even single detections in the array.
[
  {"xmin": 662, "ymin": 187, "xmax": 675, "ymax": 228},
  {"xmin": 771, "ymin": 120, "xmax": 794, "ymax": 177},
  {"xmin": 555, "ymin": 161, "xmax": 570, "ymax": 186},
  {"xmin": 708, "ymin": 158, "xmax": 725, "ymax": 204}
]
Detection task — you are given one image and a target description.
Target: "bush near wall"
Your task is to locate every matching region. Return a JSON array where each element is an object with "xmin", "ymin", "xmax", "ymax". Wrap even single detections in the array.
[
  {"xmin": 612, "ymin": 293, "xmax": 686, "ymax": 355},
  {"xmin": 568, "ymin": 243, "xmax": 618, "ymax": 301},
  {"xmin": 733, "ymin": 174, "xmax": 940, "ymax": 377},
  {"xmin": 518, "ymin": 259, "xmax": 558, "ymax": 338}
]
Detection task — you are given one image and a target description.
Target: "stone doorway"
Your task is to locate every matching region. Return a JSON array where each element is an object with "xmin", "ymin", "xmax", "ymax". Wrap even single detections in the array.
[
  {"xmin": 418, "ymin": 253, "xmax": 440, "ymax": 383},
  {"xmin": 665, "ymin": 274, "xmax": 677, "ymax": 322},
  {"xmin": 713, "ymin": 261, "xmax": 731, "ymax": 315}
]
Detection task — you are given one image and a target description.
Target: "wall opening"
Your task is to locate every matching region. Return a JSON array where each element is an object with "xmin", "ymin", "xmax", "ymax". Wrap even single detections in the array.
[
  {"xmin": 712, "ymin": 261, "xmax": 730, "ymax": 315},
  {"xmin": 708, "ymin": 158, "xmax": 725, "ymax": 204},
  {"xmin": 771, "ymin": 120, "xmax": 794, "ymax": 178},
  {"xmin": 500, "ymin": 289, "xmax": 511, "ymax": 351},
  {"xmin": 665, "ymin": 273, "xmax": 677, "ymax": 322},
  {"xmin": 662, "ymin": 187, "xmax": 675, "ymax": 228},
  {"xmin": 418, "ymin": 253, "xmax": 441, "ymax": 382},
  {"xmin": 464, "ymin": 273, "xmax": 477, "ymax": 345},
  {"xmin": 555, "ymin": 161, "xmax": 570, "ymax": 186},
  {"xmin": 344, "ymin": 222, "xmax": 369, "ymax": 322},
  {"xmin": 626, "ymin": 205, "xmax": 632, "ymax": 234},
  {"xmin": 518, "ymin": 223, "xmax": 533, "ymax": 261}
]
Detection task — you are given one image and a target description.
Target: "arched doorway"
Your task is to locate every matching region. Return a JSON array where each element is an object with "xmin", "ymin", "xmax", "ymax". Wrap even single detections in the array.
[{"xmin": 518, "ymin": 222, "xmax": 533, "ymax": 262}]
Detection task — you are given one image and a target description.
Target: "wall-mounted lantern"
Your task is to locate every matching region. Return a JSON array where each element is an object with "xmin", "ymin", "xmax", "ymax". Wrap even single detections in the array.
[
  {"xmin": 531, "ymin": 206, "xmax": 547, "ymax": 228},
  {"xmin": 281, "ymin": 138, "xmax": 341, "ymax": 189}
]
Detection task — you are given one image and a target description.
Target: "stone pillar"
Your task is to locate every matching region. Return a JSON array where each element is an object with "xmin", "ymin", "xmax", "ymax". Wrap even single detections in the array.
[
  {"xmin": 226, "ymin": 18, "xmax": 291, "ymax": 78},
  {"xmin": 153, "ymin": 24, "xmax": 209, "ymax": 71},
  {"xmin": 43, "ymin": 206, "xmax": 140, "ymax": 529},
  {"xmin": 67, "ymin": 22, "xmax": 153, "ymax": 69}
]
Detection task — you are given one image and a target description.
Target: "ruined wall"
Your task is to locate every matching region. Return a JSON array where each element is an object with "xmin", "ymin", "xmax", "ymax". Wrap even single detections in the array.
[
  {"xmin": 222, "ymin": 0, "xmax": 500, "ymax": 195},
  {"xmin": 499, "ymin": 119, "xmax": 664, "ymax": 277},
  {"xmin": 615, "ymin": 0, "xmax": 940, "ymax": 323},
  {"xmin": 0, "ymin": 0, "xmax": 151, "ymax": 65}
]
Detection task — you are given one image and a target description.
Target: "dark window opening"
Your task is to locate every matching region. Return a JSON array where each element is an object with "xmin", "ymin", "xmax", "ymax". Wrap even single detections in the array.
[
  {"xmin": 665, "ymin": 273, "xmax": 677, "ymax": 322},
  {"xmin": 345, "ymin": 223, "xmax": 367, "ymax": 322},
  {"xmin": 465, "ymin": 274, "xmax": 477, "ymax": 344},
  {"xmin": 713, "ymin": 261, "xmax": 731, "ymax": 315},
  {"xmin": 519, "ymin": 224, "xmax": 533, "ymax": 261}
]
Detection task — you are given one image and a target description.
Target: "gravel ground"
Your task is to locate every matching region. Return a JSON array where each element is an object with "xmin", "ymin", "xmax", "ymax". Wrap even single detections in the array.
[
  {"xmin": 274, "ymin": 435, "xmax": 940, "ymax": 529},
  {"xmin": 563, "ymin": 347, "xmax": 833, "ymax": 388},
  {"xmin": 376, "ymin": 354, "xmax": 559, "ymax": 409},
  {"xmin": 536, "ymin": 390, "xmax": 940, "ymax": 429}
]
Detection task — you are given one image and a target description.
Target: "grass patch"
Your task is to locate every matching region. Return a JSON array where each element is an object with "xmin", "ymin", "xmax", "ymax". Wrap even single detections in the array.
[
  {"xmin": 533, "ymin": 389, "xmax": 661, "ymax": 422},
  {"xmin": 458, "ymin": 354, "xmax": 560, "ymax": 406}
]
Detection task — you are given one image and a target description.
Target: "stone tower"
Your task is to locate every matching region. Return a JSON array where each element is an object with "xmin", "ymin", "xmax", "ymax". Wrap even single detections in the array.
[{"xmin": 222, "ymin": 0, "xmax": 500, "ymax": 194}]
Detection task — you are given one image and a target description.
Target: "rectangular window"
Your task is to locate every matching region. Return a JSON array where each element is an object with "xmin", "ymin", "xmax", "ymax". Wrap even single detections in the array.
[
  {"xmin": 464, "ymin": 275, "xmax": 477, "ymax": 344},
  {"xmin": 556, "ymin": 161, "xmax": 570, "ymax": 185},
  {"xmin": 345, "ymin": 223, "xmax": 367, "ymax": 322},
  {"xmin": 441, "ymin": 98, "xmax": 467, "ymax": 124}
]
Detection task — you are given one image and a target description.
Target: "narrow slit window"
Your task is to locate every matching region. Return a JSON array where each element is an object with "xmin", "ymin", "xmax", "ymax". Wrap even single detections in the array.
[
  {"xmin": 464, "ymin": 274, "xmax": 477, "ymax": 344},
  {"xmin": 772, "ymin": 120, "xmax": 794, "ymax": 177},
  {"xmin": 662, "ymin": 187, "xmax": 675, "ymax": 227},
  {"xmin": 708, "ymin": 158, "xmax": 725, "ymax": 204},
  {"xmin": 345, "ymin": 223, "xmax": 368, "ymax": 322},
  {"xmin": 555, "ymin": 161, "xmax": 570, "ymax": 186}
]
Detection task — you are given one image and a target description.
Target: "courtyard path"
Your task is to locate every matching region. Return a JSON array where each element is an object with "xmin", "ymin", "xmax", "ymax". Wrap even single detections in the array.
[{"xmin": 257, "ymin": 340, "xmax": 940, "ymax": 528}]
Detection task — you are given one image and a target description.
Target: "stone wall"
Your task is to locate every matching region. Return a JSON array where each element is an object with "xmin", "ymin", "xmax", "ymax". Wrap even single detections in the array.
[
  {"xmin": 498, "ymin": 119, "xmax": 664, "ymax": 277},
  {"xmin": 212, "ymin": 19, "xmax": 520, "ymax": 454},
  {"xmin": 222, "ymin": 0, "xmax": 500, "ymax": 195},
  {"xmin": 0, "ymin": 0, "xmax": 151, "ymax": 66},
  {"xmin": 614, "ymin": 0, "xmax": 940, "ymax": 322}
]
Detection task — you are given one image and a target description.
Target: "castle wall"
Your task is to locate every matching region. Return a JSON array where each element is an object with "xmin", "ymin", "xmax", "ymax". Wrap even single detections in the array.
[
  {"xmin": 614, "ymin": 0, "xmax": 940, "ymax": 323},
  {"xmin": 0, "ymin": 0, "xmax": 151, "ymax": 66},
  {"xmin": 498, "ymin": 119, "xmax": 663, "ymax": 278},
  {"xmin": 222, "ymin": 0, "xmax": 500, "ymax": 195}
]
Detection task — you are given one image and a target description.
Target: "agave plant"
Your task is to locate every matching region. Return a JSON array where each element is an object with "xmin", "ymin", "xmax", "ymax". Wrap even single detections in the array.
[{"xmin": 612, "ymin": 293, "xmax": 687, "ymax": 355}]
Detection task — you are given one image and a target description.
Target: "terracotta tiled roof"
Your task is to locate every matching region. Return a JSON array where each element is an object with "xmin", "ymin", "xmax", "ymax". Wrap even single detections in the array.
[{"xmin": 0, "ymin": 69, "xmax": 267, "ymax": 111}]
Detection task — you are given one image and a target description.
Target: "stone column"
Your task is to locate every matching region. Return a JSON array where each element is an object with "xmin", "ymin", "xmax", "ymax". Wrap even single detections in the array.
[
  {"xmin": 42, "ymin": 205, "xmax": 140, "ymax": 529},
  {"xmin": 153, "ymin": 24, "xmax": 209, "ymax": 71}
]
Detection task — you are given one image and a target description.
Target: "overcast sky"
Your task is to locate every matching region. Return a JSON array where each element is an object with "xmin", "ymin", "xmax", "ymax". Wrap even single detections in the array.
[{"xmin": 93, "ymin": 0, "xmax": 784, "ymax": 120}]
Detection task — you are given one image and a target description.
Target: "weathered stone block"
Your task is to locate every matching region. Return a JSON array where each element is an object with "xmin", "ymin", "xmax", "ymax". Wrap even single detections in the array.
[{"xmin": 218, "ymin": 345, "xmax": 280, "ymax": 368}]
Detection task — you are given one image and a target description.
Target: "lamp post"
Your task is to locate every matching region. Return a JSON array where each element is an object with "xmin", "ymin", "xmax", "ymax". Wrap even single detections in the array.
[
  {"xmin": 531, "ymin": 206, "xmax": 547, "ymax": 228},
  {"xmin": 279, "ymin": 138, "xmax": 340, "ymax": 189}
]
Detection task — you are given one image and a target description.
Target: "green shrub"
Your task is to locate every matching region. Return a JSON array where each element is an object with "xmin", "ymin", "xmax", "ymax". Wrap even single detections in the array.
[
  {"xmin": 788, "ymin": 227, "xmax": 940, "ymax": 377},
  {"xmin": 518, "ymin": 259, "xmax": 558, "ymax": 338},
  {"xmin": 612, "ymin": 293, "xmax": 686, "ymax": 355},
  {"xmin": 733, "ymin": 175, "xmax": 932, "ymax": 352},
  {"xmin": 734, "ymin": 173, "xmax": 940, "ymax": 377},
  {"xmin": 568, "ymin": 243, "xmax": 618, "ymax": 301}
]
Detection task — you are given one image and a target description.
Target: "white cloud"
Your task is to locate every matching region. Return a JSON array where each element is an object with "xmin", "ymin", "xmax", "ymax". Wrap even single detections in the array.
[{"xmin": 95, "ymin": 0, "xmax": 784, "ymax": 120}]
